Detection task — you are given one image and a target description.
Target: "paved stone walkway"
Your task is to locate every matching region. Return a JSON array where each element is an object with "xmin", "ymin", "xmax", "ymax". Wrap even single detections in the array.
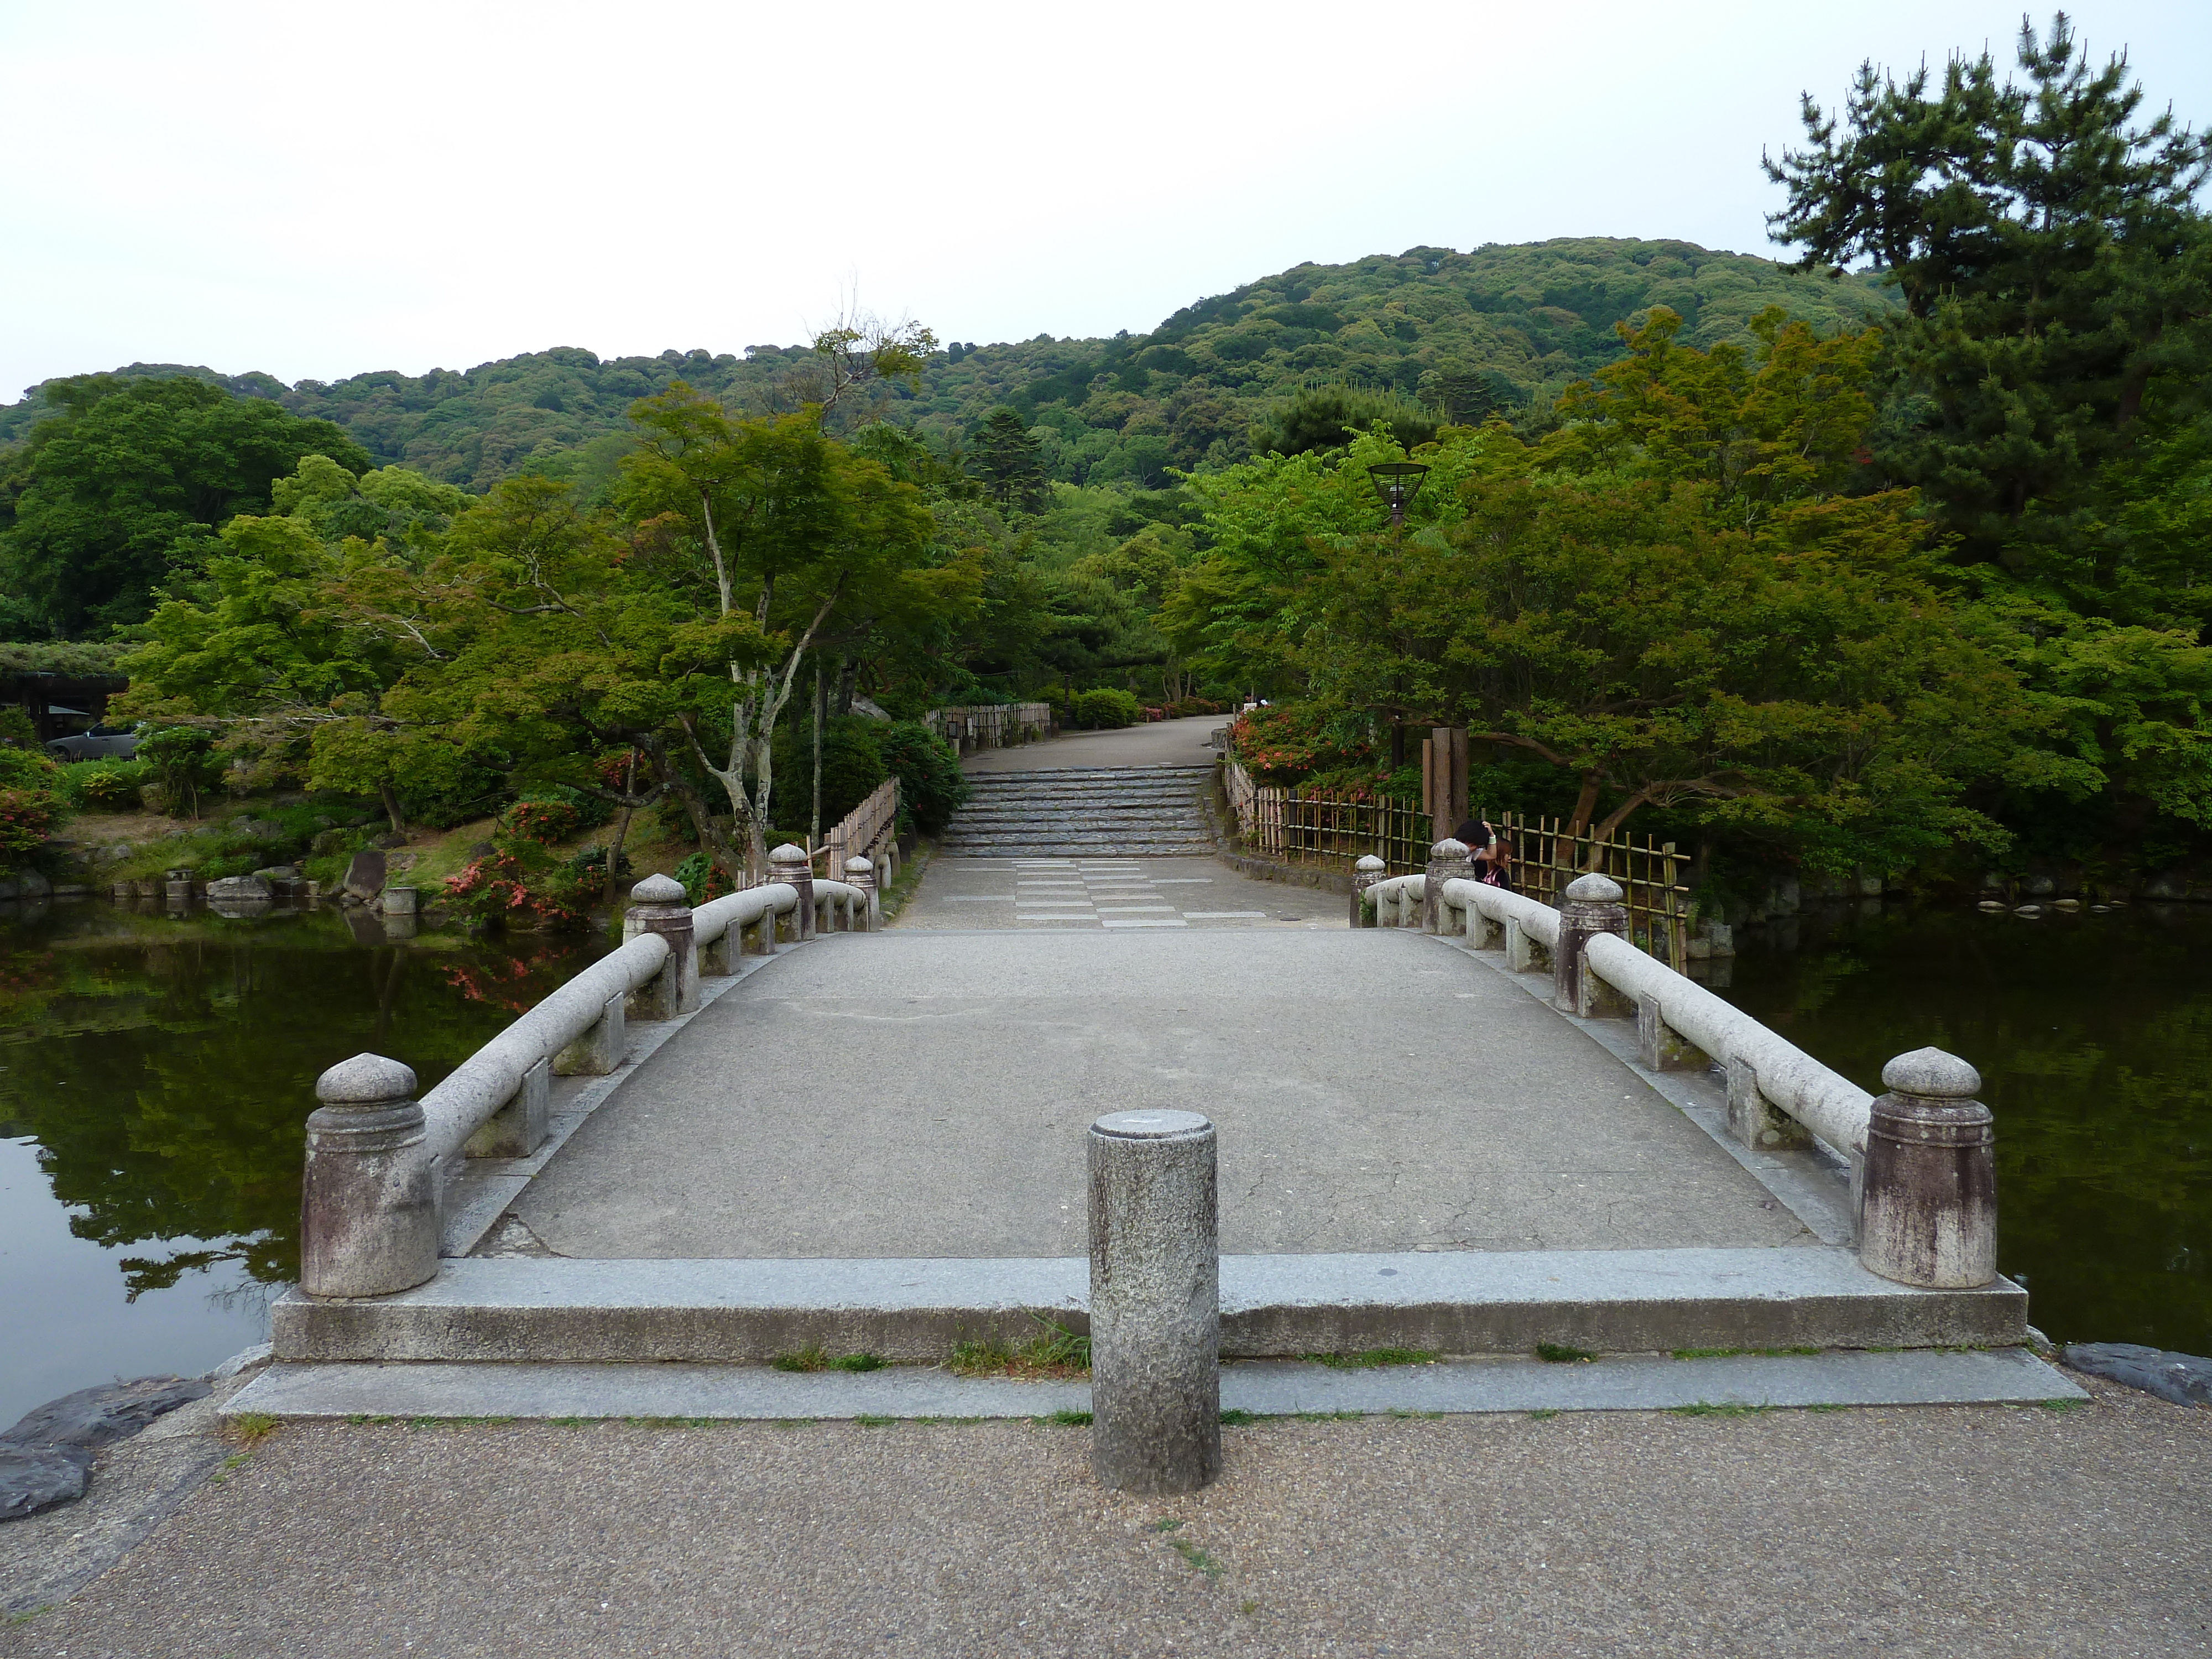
[
  {"xmin": 511, "ymin": 929, "xmax": 1810, "ymax": 1260},
  {"xmin": 895, "ymin": 854, "xmax": 1338, "ymax": 931},
  {"xmin": 961, "ymin": 713, "xmax": 1226, "ymax": 774},
  {"xmin": 6, "ymin": 1376, "xmax": 2203, "ymax": 1657}
]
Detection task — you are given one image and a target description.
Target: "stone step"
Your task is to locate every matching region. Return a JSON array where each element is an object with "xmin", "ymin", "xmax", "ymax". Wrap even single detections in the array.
[
  {"xmin": 228, "ymin": 1346, "xmax": 2080, "ymax": 1423},
  {"xmin": 269, "ymin": 1246, "xmax": 2031, "ymax": 1367}
]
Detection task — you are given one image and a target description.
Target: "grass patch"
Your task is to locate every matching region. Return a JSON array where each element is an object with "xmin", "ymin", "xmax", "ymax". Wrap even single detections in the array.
[
  {"xmin": 1304, "ymin": 1347, "xmax": 1438, "ymax": 1369},
  {"xmin": 853, "ymin": 1413, "xmax": 898, "ymax": 1428},
  {"xmin": 1536, "ymin": 1344, "xmax": 1597, "ymax": 1364},
  {"xmin": 1386, "ymin": 1407, "xmax": 1443, "ymax": 1420},
  {"xmin": 1669, "ymin": 1402, "xmax": 1771, "ymax": 1417},
  {"xmin": 1294, "ymin": 1410, "xmax": 1365, "ymax": 1422},
  {"xmin": 772, "ymin": 1346, "xmax": 888, "ymax": 1374},
  {"xmin": 404, "ymin": 1415, "xmax": 514, "ymax": 1428},
  {"xmin": 1167, "ymin": 1537, "xmax": 1224, "ymax": 1578},
  {"xmin": 949, "ymin": 1316, "xmax": 1092, "ymax": 1379},
  {"xmin": 2040, "ymin": 1397, "xmax": 2089, "ymax": 1412},
  {"xmin": 1219, "ymin": 1408, "xmax": 1261, "ymax": 1427},
  {"xmin": 1528, "ymin": 1408, "xmax": 1561, "ymax": 1421},
  {"xmin": 1040, "ymin": 1409, "xmax": 1093, "ymax": 1427},
  {"xmin": 223, "ymin": 1411, "xmax": 280, "ymax": 1447},
  {"xmin": 1800, "ymin": 1402, "xmax": 1850, "ymax": 1413},
  {"xmin": 622, "ymin": 1416, "xmax": 722, "ymax": 1428}
]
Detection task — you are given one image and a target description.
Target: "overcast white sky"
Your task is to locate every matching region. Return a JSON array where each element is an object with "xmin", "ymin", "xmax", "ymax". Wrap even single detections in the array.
[{"xmin": 3, "ymin": 1, "xmax": 2208, "ymax": 404}]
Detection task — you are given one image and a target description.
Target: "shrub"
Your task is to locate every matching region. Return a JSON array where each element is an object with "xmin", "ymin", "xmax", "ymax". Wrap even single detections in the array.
[
  {"xmin": 0, "ymin": 789, "xmax": 53, "ymax": 864},
  {"xmin": 672, "ymin": 849, "xmax": 732, "ymax": 905},
  {"xmin": 68, "ymin": 760, "xmax": 148, "ymax": 810},
  {"xmin": 0, "ymin": 748, "xmax": 60, "ymax": 793},
  {"xmin": 0, "ymin": 707, "xmax": 36, "ymax": 748},
  {"xmin": 443, "ymin": 839, "xmax": 593, "ymax": 930},
  {"xmin": 138, "ymin": 726, "xmax": 222, "ymax": 817},
  {"xmin": 1073, "ymin": 688, "xmax": 1142, "ymax": 729},
  {"xmin": 503, "ymin": 793, "xmax": 585, "ymax": 845},
  {"xmin": 877, "ymin": 722, "xmax": 967, "ymax": 833},
  {"xmin": 770, "ymin": 717, "xmax": 887, "ymax": 828}
]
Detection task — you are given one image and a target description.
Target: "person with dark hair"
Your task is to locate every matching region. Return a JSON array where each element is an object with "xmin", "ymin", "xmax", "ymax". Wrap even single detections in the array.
[{"xmin": 1457, "ymin": 815, "xmax": 1514, "ymax": 891}]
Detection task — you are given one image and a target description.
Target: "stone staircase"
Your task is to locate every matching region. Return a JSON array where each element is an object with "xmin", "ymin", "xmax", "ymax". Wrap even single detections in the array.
[{"xmin": 940, "ymin": 765, "xmax": 1217, "ymax": 857}]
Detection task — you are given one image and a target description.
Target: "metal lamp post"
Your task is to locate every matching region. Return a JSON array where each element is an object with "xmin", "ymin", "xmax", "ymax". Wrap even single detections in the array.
[{"xmin": 1367, "ymin": 461, "xmax": 1430, "ymax": 529}]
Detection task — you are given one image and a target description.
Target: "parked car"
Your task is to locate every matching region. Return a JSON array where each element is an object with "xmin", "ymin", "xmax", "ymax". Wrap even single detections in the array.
[{"xmin": 46, "ymin": 723, "xmax": 139, "ymax": 761}]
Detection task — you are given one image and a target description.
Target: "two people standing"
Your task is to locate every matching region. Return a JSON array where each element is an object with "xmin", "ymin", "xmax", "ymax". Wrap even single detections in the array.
[{"xmin": 1453, "ymin": 816, "xmax": 1515, "ymax": 891}]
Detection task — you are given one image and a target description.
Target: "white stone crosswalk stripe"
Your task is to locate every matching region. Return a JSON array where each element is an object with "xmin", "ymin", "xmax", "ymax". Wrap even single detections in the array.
[
  {"xmin": 1100, "ymin": 919, "xmax": 1188, "ymax": 928},
  {"xmin": 1179, "ymin": 911, "xmax": 1268, "ymax": 919}
]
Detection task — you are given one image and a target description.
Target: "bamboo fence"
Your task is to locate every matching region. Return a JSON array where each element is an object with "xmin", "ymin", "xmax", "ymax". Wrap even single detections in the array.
[{"xmin": 1225, "ymin": 755, "xmax": 1692, "ymax": 968}]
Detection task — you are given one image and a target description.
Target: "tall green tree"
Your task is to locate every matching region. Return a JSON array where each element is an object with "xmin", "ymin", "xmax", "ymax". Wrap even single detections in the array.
[
  {"xmin": 0, "ymin": 377, "xmax": 369, "ymax": 638},
  {"xmin": 1765, "ymin": 13, "xmax": 2212, "ymax": 572},
  {"xmin": 618, "ymin": 389, "xmax": 945, "ymax": 878},
  {"xmin": 968, "ymin": 410, "xmax": 1048, "ymax": 512}
]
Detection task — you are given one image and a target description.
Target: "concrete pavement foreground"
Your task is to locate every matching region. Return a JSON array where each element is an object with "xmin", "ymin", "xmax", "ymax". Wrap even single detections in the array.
[
  {"xmin": 512, "ymin": 929, "xmax": 1806, "ymax": 1260},
  {"xmin": 4, "ymin": 1377, "xmax": 2204, "ymax": 1658}
]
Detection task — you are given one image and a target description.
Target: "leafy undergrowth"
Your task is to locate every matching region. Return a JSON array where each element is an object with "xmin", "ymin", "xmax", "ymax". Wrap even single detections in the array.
[
  {"xmin": 1304, "ymin": 1347, "xmax": 1439, "ymax": 1369},
  {"xmin": 771, "ymin": 1346, "xmax": 888, "ymax": 1374},
  {"xmin": 950, "ymin": 1317, "xmax": 1092, "ymax": 1379}
]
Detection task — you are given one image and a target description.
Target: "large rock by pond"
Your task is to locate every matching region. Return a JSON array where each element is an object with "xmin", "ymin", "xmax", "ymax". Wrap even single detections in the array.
[
  {"xmin": 341, "ymin": 848, "xmax": 386, "ymax": 902},
  {"xmin": 0, "ymin": 1375, "xmax": 209, "ymax": 1522},
  {"xmin": 2062, "ymin": 1342, "xmax": 2212, "ymax": 1407},
  {"xmin": 204, "ymin": 875, "xmax": 273, "ymax": 903}
]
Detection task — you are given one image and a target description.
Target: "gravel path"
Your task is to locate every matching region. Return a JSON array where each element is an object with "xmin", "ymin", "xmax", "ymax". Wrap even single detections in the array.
[{"xmin": 4, "ymin": 1376, "xmax": 2204, "ymax": 1657}]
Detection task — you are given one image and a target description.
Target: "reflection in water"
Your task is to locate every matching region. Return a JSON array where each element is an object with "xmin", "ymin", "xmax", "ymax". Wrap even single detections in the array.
[
  {"xmin": 1719, "ymin": 902, "xmax": 2212, "ymax": 1355},
  {"xmin": 0, "ymin": 900, "xmax": 608, "ymax": 1416}
]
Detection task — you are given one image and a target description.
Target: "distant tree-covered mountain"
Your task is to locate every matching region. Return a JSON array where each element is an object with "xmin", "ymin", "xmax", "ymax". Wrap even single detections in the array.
[{"xmin": 1, "ymin": 238, "xmax": 1895, "ymax": 492}]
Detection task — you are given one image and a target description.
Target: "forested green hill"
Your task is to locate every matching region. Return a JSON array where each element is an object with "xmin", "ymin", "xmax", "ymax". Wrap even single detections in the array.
[{"xmin": 1, "ymin": 238, "xmax": 1893, "ymax": 490}]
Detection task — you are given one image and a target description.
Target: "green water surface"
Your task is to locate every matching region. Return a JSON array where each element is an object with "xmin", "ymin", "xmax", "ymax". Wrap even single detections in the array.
[
  {"xmin": 1717, "ymin": 901, "xmax": 2211, "ymax": 1355},
  {"xmin": 0, "ymin": 900, "xmax": 607, "ymax": 1424}
]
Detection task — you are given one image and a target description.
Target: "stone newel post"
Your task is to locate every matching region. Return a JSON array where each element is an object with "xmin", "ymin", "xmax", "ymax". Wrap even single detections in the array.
[
  {"xmin": 1554, "ymin": 872, "xmax": 1631, "ymax": 1016},
  {"xmin": 300, "ymin": 1053, "xmax": 439, "ymax": 1300},
  {"xmin": 1859, "ymin": 1048, "xmax": 1997, "ymax": 1288},
  {"xmin": 769, "ymin": 843, "xmax": 813, "ymax": 942},
  {"xmin": 622, "ymin": 873, "xmax": 698, "ymax": 1019},
  {"xmin": 1088, "ymin": 1110, "xmax": 1221, "ymax": 1496},
  {"xmin": 844, "ymin": 855, "xmax": 878, "ymax": 932},
  {"xmin": 1421, "ymin": 838, "xmax": 1473, "ymax": 934},
  {"xmin": 1351, "ymin": 854, "xmax": 1387, "ymax": 928}
]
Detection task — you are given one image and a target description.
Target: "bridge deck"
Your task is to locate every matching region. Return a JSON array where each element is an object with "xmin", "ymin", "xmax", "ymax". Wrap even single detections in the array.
[{"xmin": 510, "ymin": 928, "xmax": 1813, "ymax": 1261}]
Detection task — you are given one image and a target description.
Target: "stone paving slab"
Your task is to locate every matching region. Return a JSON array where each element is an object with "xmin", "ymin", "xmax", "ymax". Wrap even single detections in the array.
[
  {"xmin": 895, "ymin": 855, "xmax": 1335, "ymax": 932},
  {"xmin": 225, "ymin": 1347, "xmax": 2079, "ymax": 1422},
  {"xmin": 959, "ymin": 713, "xmax": 1225, "ymax": 773},
  {"xmin": 511, "ymin": 930, "xmax": 1814, "ymax": 1260}
]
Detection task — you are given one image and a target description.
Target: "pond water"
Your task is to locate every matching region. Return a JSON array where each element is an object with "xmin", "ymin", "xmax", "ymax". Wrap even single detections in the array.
[
  {"xmin": 2, "ymin": 894, "xmax": 2204, "ymax": 1428},
  {"xmin": 0, "ymin": 900, "xmax": 608, "ymax": 1426},
  {"xmin": 1714, "ymin": 900, "xmax": 2210, "ymax": 1357}
]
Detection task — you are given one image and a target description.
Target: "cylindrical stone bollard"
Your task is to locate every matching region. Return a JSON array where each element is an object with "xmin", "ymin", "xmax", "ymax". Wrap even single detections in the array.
[
  {"xmin": 1088, "ymin": 1110, "xmax": 1221, "ymax": 1496},
  {"xmin": 1859, "ymin": 1047, "xmax": 1997, "ymax": 1288},
  {"xmin": 768, "ymin": 843, "xmax": 813, "ymax": 941},
  {"xmin": 380, "ymin": 885, "xmax": 419, "ymax": 916},
  {"xmin": 1351, "ymin": 855, "xmax": 1386, "ymax": 928},
  {"xmin": 623, "ymin": 872, "xmax": 698, "ymax": 1018},
  {"xmin": 1554, "ymin": 871, "xmax": 1630, "ymax": 1015},
  {"xmin": 300, "ymin": 1053, "xmax": 439, "ymax": 1300},
  {"xmin": 165, "ymin": 867, "xmax": 195, "ymax": 905},
  {"xmin": 1422, "ymin": 838, "xmax": 1473, "ymax": 933},
  {"xmin": 846, "ymin": 855, "xmax": 877, "ymax": 931}
]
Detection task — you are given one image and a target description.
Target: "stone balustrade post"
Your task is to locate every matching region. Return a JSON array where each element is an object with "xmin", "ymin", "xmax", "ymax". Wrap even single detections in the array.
[
  {"xmin": 164, "ymin": 867, "xmax": 194, "ymax": 905},
  {"xmin": 1636, "ymin": 994, "xmax": 1709, "ymax": 1073},
  {"xmin": 622, "ymin": 873, "xmax": 698, "ymax": 1020},
  {"xmin": 300, "ymin": 1054, "xmax": 439, "ymax": 1300},
  {"xmin": 1422, "ymin": 839, "xmax": 1473, "ymax": 933},
  {"xmin": 1350, "ymin": 855, "xmax": 1386, "ymax": 928},
  {"xmin": 1088, "ymin": 1110, "xmax": 1220, "ymax": 1496},
  {"xmin": 1859, "ymin": 1048, "xmax": 1997, "ymax": 1288},
  {"xmin": 1555, "ymin": 872, "xmax": 1632, "ymax": 1018},
  {"xmin": 846, "ymin": 855, "xmax": 878, "ymax": 931},
  {"xmin": 467, "ymin": 1057, "xmax": 551, "ymax": 1159},
  {"xmin": 1503, "ymin": 916, "xmax": 1543, "ymax": 972},
  {"xmin": 769, "ymin": 844, "xmax": 813, "ymax": 942},
  {"xmin": 555, "ymin": 992, "xmax": 625, "ymax": 1075}
]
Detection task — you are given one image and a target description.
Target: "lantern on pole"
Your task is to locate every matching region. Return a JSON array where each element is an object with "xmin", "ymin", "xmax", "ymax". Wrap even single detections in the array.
[{"xmin": 1366, "ymin": 461, "xmax": 1430, "ymax": 529}]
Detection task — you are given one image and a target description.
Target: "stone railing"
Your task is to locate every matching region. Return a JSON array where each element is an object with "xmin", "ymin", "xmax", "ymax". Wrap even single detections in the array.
[
  {"xmin": 926, "ymin": 701, "xmax": 1052, "ymax": 754},
  {"xmin": 298, "ymin": 850, "xmax": 879, "ymax": 1300},
  {"xmin": 1355, "ymin": 842, "xmax": 1999, "ymax": 1295}
]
